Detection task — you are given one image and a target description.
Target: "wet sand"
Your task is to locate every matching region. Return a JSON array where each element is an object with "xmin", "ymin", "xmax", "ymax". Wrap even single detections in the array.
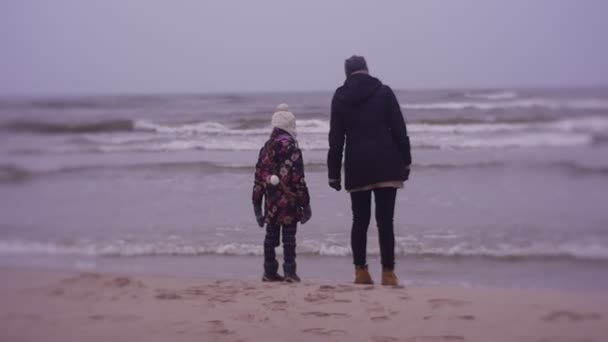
[{"xmin": 1, "ymin": 267, "xmax": 607, "ymax": 342}]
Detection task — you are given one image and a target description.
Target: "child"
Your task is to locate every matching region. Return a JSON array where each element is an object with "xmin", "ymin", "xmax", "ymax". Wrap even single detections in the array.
[{"xmin": 252, "ymin": 104, "xmax": 311, "ymax": 283}]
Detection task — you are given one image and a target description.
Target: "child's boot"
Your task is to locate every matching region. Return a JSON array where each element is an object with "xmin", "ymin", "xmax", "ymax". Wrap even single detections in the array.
[
  {"xmin": 262, "ymin": 273, "xmax": 285, "ymax": 282},
  {"xmin": 284, "ymin": 273, "xmax": 301, "ymax": 283},
  {"xmin": 262, "ymin": 260, "xmax": 284, "ymax": 282},
  {"xmin": 381, "ymin": 267, "xmax": 399, "ymax": 286},
  {"xmin": 354, "ymin": 265, "xmax": 373, "ymax": 284},
  {"xmin": 283, "ymin": 262, "xmax": 300, "ymax": 283}
]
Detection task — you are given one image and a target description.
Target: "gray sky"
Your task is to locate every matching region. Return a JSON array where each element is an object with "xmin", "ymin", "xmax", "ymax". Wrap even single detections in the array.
[{"xmin": 1, "ymin": 0, "xmax": 607, "ymax": 94}]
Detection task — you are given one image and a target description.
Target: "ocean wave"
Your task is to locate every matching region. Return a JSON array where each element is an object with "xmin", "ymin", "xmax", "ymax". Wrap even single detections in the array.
[
  {"xmin": 134, "ymin": 120, "xmax": 258, "ymax": 135},
  {"xmin": 1, "ymin": 238, "xmax": 607, "ymax": 262},
  {"xmin": 401, "ymin": 98, "xmax": 608, "ymax": 111},
  {"xmin": 134, "ymin": 116, "xmax": 606, "ymax": 137},
  {"xmin": 0, "ymin": 160, "xmax": 505, "ymax": 182},
  {"xmin": 428, "ymin": 132, "xmax": 592, "ymax": 149},
  {"xmin": 135, "ymin": 119, "xmax": 329, "ymax": 135},
  {"xmin": 5, "ymin": 159, "xmax": 607, "ymax": 183},
  {"xmin": 0, "ymin": 165, "xmax": 30, "ymax": 183},
  {"xmin": 3, "ymin": 115, "xmax": 607, "ymax": 138},
  {"xmin": 3, "ymin": 116, "xmax": 606, "ymax": 153},
  {"xmin": 1, "ymin": 119, "xmax": 135, "ymax": 134},
  {"xmin": 547, "ymin": 161, "xmax": 608, "ymax": 177},
  {"xmin": 409, "ymin": 122, "xmax": 526, "ymax": 134},
  {"xmin": 548, "ymin": 116, "xmax": 608, "ymax": 133},
  {"xmin": 0, "ymin": 161, "xmax": 254, "ymax": 182},
  {"xmin": 464, "ymin": 91, "xmax": 518, "ymax": 100}
]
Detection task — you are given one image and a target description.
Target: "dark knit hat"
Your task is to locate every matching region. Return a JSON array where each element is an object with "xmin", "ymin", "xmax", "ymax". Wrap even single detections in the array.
[{"xmin": 344, "ymin": 55, "xmax": 368, "ymax": 76}]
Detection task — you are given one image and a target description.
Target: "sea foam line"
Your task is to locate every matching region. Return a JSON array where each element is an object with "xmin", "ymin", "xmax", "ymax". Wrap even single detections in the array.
[
  {"xmin": 1, "ymin": 239, "xmax": 607, "ymax": 262},
  {"xmin": 401, "ymin": 98, "xmax": 608, "ymax": 111}
]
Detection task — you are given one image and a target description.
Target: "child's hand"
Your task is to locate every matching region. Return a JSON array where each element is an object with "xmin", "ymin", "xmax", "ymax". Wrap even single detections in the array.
[
  {"xmin": 253, "ymin": 205, "xmax": 265, "ymax": 228},
  {"xmin": 300, "ymin": 205, "xmax": 312, "ymax": 224}
]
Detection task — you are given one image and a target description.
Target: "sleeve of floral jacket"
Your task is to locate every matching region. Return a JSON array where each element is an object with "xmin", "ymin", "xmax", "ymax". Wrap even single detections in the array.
[
  {"xmin": 284, "ymin": 142, "xmax": 310, "ymax": 209},
  {"xmin": 252, "ymin": 145, "xmax": 269, "ymax": 208}
]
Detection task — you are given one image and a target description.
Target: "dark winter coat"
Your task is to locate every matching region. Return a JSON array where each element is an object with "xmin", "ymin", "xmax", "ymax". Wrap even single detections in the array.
[
  {"xmin": 327, "ymin": 73, "xmax": 412, "ymax": 191},
  {"xmin": 253, "ymin": 128, "xmax": 310, "ymax": 225}
]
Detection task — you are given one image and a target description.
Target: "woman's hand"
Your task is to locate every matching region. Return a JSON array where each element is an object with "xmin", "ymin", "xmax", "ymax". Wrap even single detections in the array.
[{"xmin": 328, "ymin": 179, "xmax": 341, "ymax": 191}]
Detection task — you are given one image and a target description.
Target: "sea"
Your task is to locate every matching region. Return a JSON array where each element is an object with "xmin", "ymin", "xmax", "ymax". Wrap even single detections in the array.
[{"xmin": 1, "ymin": 88, "xmax": 607, "ymax": 291}]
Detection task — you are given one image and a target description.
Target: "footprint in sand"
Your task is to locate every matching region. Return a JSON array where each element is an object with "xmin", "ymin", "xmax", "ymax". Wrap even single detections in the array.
[
  {"xmin": 370, "ymin": 315, "xmax": 391, "ymax": 322},
  {"xmin": 208, "ymin": 295, "xmax": 236, "ymax": 303},
  {"xmin": 48, "ymin": 288, "xmax": 65, "ymax": 296},
  {"xmin": 372, "ymin": 337, "xmax": 400, "ymax": 342},
  {"xmin": 301, "ymin": 311, "xmax": 349, "ymax": 318},
  {"xmin": 318, "ymin": 284, "xmax": 356, "ymax": 293},
  {"xmin": 427, "ymin": 298, "xmax": 470, "ymax": 309},
  {"xmin": 405, "ymin": 336, "xmax": 466, "ymax": 342},
  {"xmin": 206, "ymin": 320, "xmax": 234, "ymax": 335},
  {"xmin": 541, "ymin": 310, "xmax": 602, "ymax": 322},
  {"xmin": 184, "ymin": 286, "xmax": 206, "ymax": 296},
  {"xmin": 539, "ymin": 338, "xmax": 597, "ymax": 342},
  {"xmin": 423, "ymin": 315, "xmax": 475, "ymax": 321},
  {"xmin": 318, "ymin": 285, "xmax": 335, "ymax": 291},
  {"xmin": 89, "ymin": 313, "xmax": 140, "ymax": 323},
  {"xmin": 263, "ymin": 300, "xmax": 289, "ymax": 311},
  {"xmin": 366, "ymin": 303, "xmax": 386, "ymax": 315},
  {"xmin": 304, "ymin": 292, "xmax": 333, "ymax": 303},
  {"xmin": 104, "ymin": 277, "xmax": 145, "ymax": 289},
  {"xmin": 301, "ymin": 328, "xmax": 347, "ymax": 336},
  {"xmin": 334, "ymin": 298, "xmax": 352, "ymax": 303},
  {"xmin": 3, "ymin": 313, "xmax": 43, "ymax": 322},
  {"xmin": 233, "ymin": 313, "xmax": 256, "ymax": 323},
  {"xmin": 61, "ymin": 273, "xmax": 102, "ymax": 284},
  {"xmin": 155, "ymin": 290, "xmax": 182, "ymax": 300}
]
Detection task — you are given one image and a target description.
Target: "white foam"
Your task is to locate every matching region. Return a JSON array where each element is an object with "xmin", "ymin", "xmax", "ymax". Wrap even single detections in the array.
[
  {"xmin": 428, "ymin": 132, "xmax": 593, "ymax": 149},
  {"xmin": 51, "ymin": 116, "xmax": 608, "ymax": 153},
  {"xmin": 465, "ymin": 91, "xmax": 518, "ymax": 100},
  {"xmin": 401, "ymin": 98, "xmax": 608, "ymax": 111},
  {"xmin": 296, "ymin": 119, "xmax": 330, "ymax": 133},
  {"xmin": 135, "ymin": 119, "xmax": 331, "ymax": 136},
  {"xmin": 135, "ymin": 119, "xmax": 268, "ymax": 136},
  {"xmin": 409, "ymin": 122, "xmax": 525, "ymax": 134},
  {"xmin": 549, "ymin": 116, "xmax": 608, "ymax": 133},
  {"xmin": 1, "ymin": 238, "xmax": 607, "ymax": 261}
]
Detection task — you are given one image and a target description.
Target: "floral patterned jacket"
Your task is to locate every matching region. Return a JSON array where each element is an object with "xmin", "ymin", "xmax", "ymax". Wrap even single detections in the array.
[{"xmin": 252, "ymin": 128, "xmax": 310, "ymax": 225}]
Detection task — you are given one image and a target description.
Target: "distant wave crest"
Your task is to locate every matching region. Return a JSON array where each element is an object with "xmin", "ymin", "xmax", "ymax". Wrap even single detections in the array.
[
  {"xmin": 401, "ymin": 98, "xmax": 608, "ymax": 111},
  {"xmin": 1, "ymin": 119, "xmax": 135, "ymax": 134},
  {"xmin": 464, "ymin": 91, "xmax": 518, "ymax": 100}
]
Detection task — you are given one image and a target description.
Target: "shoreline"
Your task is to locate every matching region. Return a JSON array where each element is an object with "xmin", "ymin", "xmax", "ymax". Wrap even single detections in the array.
[
  {"xmin": 2, "ymin": 253, "xmax": 608, "ymax": 294},
  {"xmin": 1, "ymin": 266, "xmax": 607, "ymax": 342}
]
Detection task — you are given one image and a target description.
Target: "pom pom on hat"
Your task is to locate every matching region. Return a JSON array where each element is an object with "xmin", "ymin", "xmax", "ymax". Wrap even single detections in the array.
[{"xmin": 271, "ymin": 103, "xmax": 297, "ymax": 137}]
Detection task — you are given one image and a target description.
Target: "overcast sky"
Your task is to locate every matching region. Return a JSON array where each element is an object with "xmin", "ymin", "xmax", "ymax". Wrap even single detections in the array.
[{"xmin": 1, "ymin": 0, "xmax": 607, "ymax": 94}]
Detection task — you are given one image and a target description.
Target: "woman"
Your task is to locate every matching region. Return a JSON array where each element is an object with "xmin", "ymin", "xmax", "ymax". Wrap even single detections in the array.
[{"xmin": 327, "ymin": 56, "xmax": 412, "ymax": 286}]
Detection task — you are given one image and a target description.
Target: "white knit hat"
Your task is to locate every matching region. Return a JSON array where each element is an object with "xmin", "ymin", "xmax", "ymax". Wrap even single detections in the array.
[{"xmin": 271, "ymin": 103, "xmax": 297, "ymax": 137}]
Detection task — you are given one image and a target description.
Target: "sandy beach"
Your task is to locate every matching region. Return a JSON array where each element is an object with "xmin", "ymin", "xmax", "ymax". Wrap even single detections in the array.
[{"xmin": 1, "ymin": 267, "xmax": 606, "ymax": 342}]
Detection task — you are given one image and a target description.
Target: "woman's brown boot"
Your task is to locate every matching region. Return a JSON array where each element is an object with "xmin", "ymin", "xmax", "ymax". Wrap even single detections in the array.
[
  {"xmin": 381, "ymin": 267, "xmax": 399, "ymax": 286},
  {"xmin": 354, "ymin": 265, "xmax": 373, "ymax": 284}
]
